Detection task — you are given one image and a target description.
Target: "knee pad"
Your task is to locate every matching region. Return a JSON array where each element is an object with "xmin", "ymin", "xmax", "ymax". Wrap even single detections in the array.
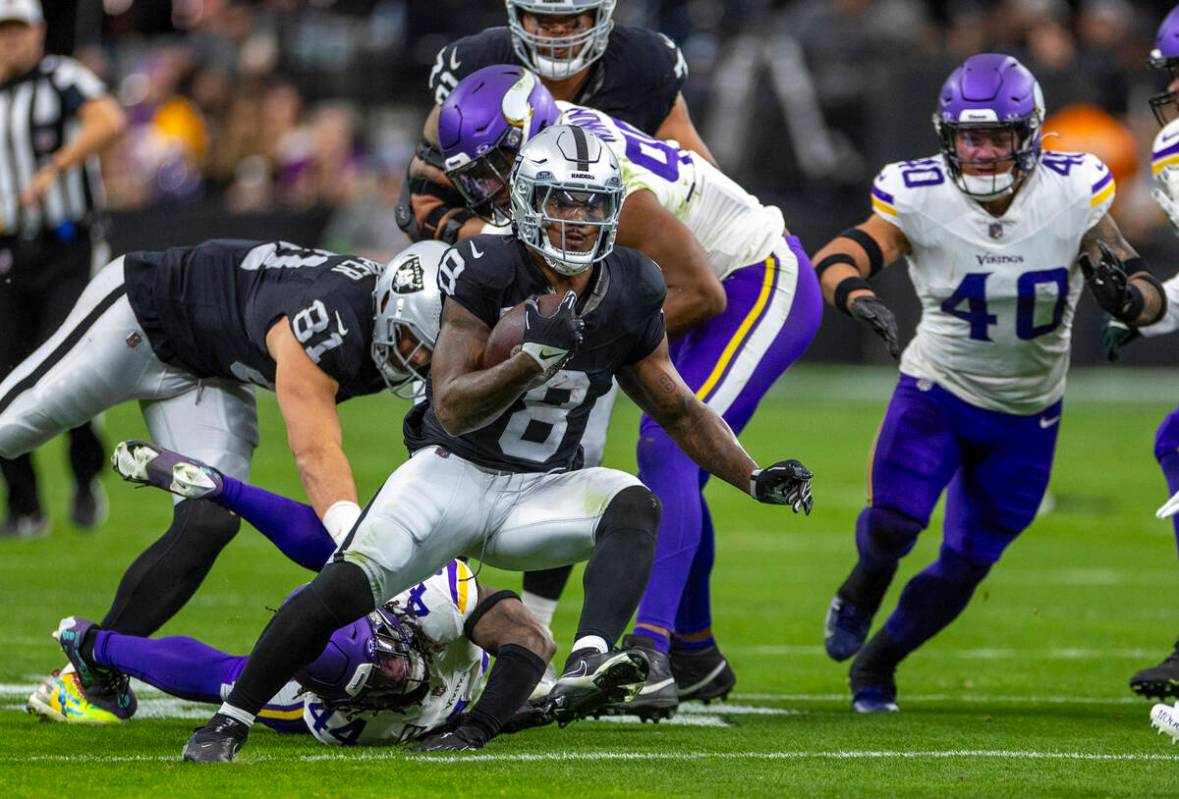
[
  {"xmin": 858, "ymin": 506, "xmax": 924, "ymax": 561},
  {"xmin": 933, "ymin": 544, "xmax": 992, "ymax": 586},
  {"xmin": 596, "ymin": 485, "xmax": 662, "ymax": 545}
]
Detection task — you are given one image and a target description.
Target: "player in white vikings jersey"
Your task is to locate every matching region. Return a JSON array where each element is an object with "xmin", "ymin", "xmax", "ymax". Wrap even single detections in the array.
[
  {"xmin": 813, "ymin": 53, "xmax": 1166, "ymax": 713},
  {"xmin": 437, "ymin": 65, "xmax": 822, "ymax": 716},
  {"xmin": 1113, "ymin": 7, "xmax": 1179, "ymax": 725}
]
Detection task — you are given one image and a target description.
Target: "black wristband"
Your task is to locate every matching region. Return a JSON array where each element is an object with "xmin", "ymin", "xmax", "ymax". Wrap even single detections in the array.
[
  {"xmin": 1124, "ymin": 256, "xmax": 1146, "ymax": 274},
  {"xmin": 461, "ymin": 643, "xmax": 546, "ymax": 744},
  {"xmin": 839, "ymin": 227, "xmax": 885, "ymax": 276},
  {"xmin": 1120, "ymin": 282, "xmax": 1146, "ymax": 323},
  {"xmin": 463, "ymin": 589, "xmax": 520, "ymax": 641},
  {"xmin": 815, "ymin": 252, "xmax": 858, "ymax": 277},
  {"xmin": 1130, "ymin": 270, "xmax": 1167, "ymax": 325},
  {"xmin": 835, "ymin": 276, "xmax": 873, "ymax": 316}
]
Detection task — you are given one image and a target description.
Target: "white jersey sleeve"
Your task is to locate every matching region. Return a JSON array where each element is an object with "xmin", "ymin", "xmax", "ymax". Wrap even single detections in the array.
[
  {"xmin": 869, "ymin": 158, "xmax": 940, "ymax": 243},
  {"xmin": 304, "ymin": 560, "xmax": 488, "ymax": 746},
  {"xmin": 1140, "ymin": 272, "xmax": 1179, "ymax": 338}
]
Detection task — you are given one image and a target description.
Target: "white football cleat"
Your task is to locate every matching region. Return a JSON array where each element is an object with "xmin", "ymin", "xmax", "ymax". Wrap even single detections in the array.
[
  {"xmin": 111, "ymin": 440, "xmax": 222, "ymax": 499},
  {"xmin": 1156, "ymin": 489, "xmax": 1179, "ymax": 520},
  {"xmin": 1150, "ymin": 702, "xmax": 1179, "ymax": 743}
]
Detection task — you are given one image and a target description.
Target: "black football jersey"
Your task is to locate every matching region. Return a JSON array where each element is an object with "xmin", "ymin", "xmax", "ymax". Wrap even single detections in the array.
[
  {"xmin": 405, "ymin": 235, "xmax": 666, "ymax": 473},
  {"xmin": 123, "ymin": 240, "xmax": 385, "ymax": 402},
  {"xmin": 427, "ymin": 25, "xmax": 686, "ymax": 135}
]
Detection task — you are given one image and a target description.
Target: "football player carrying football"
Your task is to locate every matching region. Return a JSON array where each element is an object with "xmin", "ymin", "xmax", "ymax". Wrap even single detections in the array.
[
  {"xmin": 13, "ymin": 240, "xmax": 447, "ymax": 723},
  {"xmin": 40, "ymin": 442, "xmax": 548, "ymax": 747},
  {"xmin": 813, "ymin": 53, "xmax": 1165, "ymax": 713},
  {"xmin": 179, "ymin": 124, "xmax": 813, "ymax": 761},
  {"xmin": 437, "ymin": 65, "xmax": 823, "ymax": 718},
  {"xmin": 401, "ymin": 0, "xmax": 712, "ymax": 245}
]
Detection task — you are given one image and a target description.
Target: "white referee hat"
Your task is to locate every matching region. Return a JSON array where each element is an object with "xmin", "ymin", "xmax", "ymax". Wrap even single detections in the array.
[{"xmin": 0, "ymin": 0, "xmax": 43, "ymax": 25}]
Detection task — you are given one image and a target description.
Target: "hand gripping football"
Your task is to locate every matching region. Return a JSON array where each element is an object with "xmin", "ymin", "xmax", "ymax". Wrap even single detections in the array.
[{"xmin": 483, "ymin": 293, "xmax": 564, "ymax": 369}]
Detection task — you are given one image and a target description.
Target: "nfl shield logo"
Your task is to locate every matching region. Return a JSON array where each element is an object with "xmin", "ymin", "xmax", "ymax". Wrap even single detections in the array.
[{"xmin": 988, "ymin": 222, "xmax": 1003, "ymax": 240}]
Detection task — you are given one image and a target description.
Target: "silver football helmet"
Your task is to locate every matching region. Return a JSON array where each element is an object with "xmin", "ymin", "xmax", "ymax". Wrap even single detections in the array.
[
  {"xmin": 509, "ymin": 124, "xmax": 624, "ymax": 276},
  {"xmin": 371, "ymin": 240, "xmax": 447, "ymax": 397},
  {"xmin": 505, "ymin": 0, "xmax": 616, "ymax": 80}
]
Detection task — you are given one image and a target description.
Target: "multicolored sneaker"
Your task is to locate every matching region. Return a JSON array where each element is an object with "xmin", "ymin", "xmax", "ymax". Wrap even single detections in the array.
[
  {"xmin": 53, "ymin": 616, "xmax": 137, "ymax": 720},
  {"xmin": 111, "ymin": 440, "xmax": 223, "ymax": 499},
  {"xmin": 26, "ymin": 667, "xmax": 122, "ymax": 724}
]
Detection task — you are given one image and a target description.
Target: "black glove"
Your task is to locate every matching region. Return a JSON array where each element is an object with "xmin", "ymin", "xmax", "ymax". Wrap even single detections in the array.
[
  {"xmin": 521, "ymin": 291, "xmax": 584, "ymax": 373},
  {"xmin": 1101, "ymin": 315, "xmax": 1140, "ymax": 362},
  {"xmin": 850, "ymin": 296, "xmax": 900, "ymax": 359},
  {"xmin": 413, "ymin": 725, "xmax": 486, "ymax": 752},
  {"xmin": 1079, "ymin": 241, "xmax": 1140, "ymax": 322},
  {"xmin": 751, "ymin": 459, "xmax": 814, "ymax": 514}
]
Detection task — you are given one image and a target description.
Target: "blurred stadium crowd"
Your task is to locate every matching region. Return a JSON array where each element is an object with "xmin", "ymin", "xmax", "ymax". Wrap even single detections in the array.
[{"xmin": 37, "ymin": 0, "xmax": 1179, "ymax": 359}]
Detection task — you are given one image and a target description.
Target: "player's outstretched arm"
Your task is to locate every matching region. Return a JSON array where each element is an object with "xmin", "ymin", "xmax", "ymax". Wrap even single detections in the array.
[
  {"xmin": 617, "ymin": 189, "xmax": 725, "ymax": 336},
  {"xmin": 811, "ymin": 214, "xmax": 910, "ymax": 359},
  {"xmin": 432, "ymin": 300, "xmax": 558, "ymax": 436},
  {"xmin": 416, "ymin": 587, "xmax": 555, "ymax": 752},
  {"xmin": 267, "ymin": 319, "xmax": 360, "ymax": 537},
  {"xmin": 617, "ymin": 338, "xmax": 812, "ymax": 512},
  {"xmin": 1078, "ymin": 213, "xmax": 1168, "ymax": 328}
]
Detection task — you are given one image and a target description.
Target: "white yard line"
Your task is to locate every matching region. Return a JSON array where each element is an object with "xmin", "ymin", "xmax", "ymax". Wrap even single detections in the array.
[{"xmin": 5, "ymin": 749, "xmax": 1179, "ymax": 765}]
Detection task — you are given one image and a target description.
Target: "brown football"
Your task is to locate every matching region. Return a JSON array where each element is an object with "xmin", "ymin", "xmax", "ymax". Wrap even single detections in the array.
[{"xmin": 482, "ymin": 292, "xmax": 564, "ymax": 369}]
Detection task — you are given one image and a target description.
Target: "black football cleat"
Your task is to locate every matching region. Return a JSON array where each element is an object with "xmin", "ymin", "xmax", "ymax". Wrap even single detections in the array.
[
  {"xmin": 670, "ymin": 642, "xmax": 736, "ymax": 704},
  {"xmin": 182, "ymin": 713, "xmax": 249, "ymax": 762},
  {"xmin": 1131, "ymin": 639, "xmax": 1179, "ymax": 700},
  {"xmin": 601, "ymin": 635, "xmax": 678, "ymax": 722},
  {"xmin": 413, "ymin": 727, "xmax": 485, "ymax": 752},
  {"xmin": 543, "ymin": 647, "xmax": 649, "ymax": 727},
  {"xmin": 501, "ymin": 699, "xmax": 554, "ymax": 735},
  {"xmin": 849, "ymin": 632, "xmax": 903, "ymax": 714}
]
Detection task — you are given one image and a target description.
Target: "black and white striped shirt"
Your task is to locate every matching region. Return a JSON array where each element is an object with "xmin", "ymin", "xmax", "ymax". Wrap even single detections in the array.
[{"xmin": 0, "ymin": 55, "xmax": 107, "ymax": 239}]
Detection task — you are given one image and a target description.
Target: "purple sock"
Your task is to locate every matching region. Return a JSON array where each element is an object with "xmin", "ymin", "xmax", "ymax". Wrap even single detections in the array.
[
  {"xmin": 882, "ymin": 545, "xmax": 992, "ymax": 655},
  {"xmin": 217, "ymin": 476, "xmax": 335, "ymax": 571},
  {"xmin": 634, "ymin": 422, "xmax": 704, "ymax": 634},
  {"xmin": 673, "ymin": 500, "xmax": 715, "ymax": 644},
  {"xmin": 91, "ymin": 630, "xmax": 245, "ymax": 704},
  {"xmin": 633, "ymin": 628, "xmax": 671, "ymax": 654}
]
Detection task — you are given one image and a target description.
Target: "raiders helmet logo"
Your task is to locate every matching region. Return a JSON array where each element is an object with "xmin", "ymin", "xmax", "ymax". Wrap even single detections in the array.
[{"xmin": 392, "ymin": 255, "xmax": 425, "ymax": 293}]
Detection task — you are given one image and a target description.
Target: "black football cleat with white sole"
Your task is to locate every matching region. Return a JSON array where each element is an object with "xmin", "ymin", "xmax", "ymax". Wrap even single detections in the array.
[
  {"xmin": 601, "ymin": 635, "xmax": 678, "ymax": 722},
  {"xmin": 182, "ymin": 713, "xmax": 249, "ymax": 762},
  {"xmin": 543, "ymin": 647, "xmax": 649, "ymax": 727},
  {"xmin": 1131, "ymin": 639, "xmax": 1179, "ymax": 700},
  {"xmin": 670, "ymin": 642, "xmax": 736, "ymax": 704}
]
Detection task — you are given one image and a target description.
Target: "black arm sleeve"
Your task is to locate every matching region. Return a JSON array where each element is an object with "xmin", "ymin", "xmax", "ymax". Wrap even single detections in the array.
[{"xmin": 456, "ymin": 644, "xmax": 546, "ymax": 745}]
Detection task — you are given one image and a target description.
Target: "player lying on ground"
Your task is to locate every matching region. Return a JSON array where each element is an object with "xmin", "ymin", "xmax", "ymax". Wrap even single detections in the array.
[
  {"xmin": 403, "ymin": 0, "xmax": 713, "ymax": 243},
  {"xmin": 40, "ymin": 441, "xmax": 551, "ymax": 747},
  {"xmin": 436, "ymin": 65, "xmax": 822, "ymax": 718},
  {"xmin": 1109, "ymin": 5, "xmax": 1179, "ymax": 708},
  {"xmin": 179, "ymin": 123, "xmax": 813, "ymax": 761},
  {"xmin": 813, "ymin": 53, "xmax": 1166, "ymax": 713},
  {"xmin": 13, "ymin": 240, "xmax": 447, "ymax": 723}
]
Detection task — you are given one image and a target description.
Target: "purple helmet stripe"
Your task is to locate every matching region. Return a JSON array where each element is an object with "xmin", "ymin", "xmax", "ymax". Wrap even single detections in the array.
[{"xmin": 1155, "ymin": 140, "xmax": 1179, "ymax": 161}]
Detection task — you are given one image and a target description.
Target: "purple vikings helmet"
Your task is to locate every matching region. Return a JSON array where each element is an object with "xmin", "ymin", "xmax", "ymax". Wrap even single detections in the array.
[
  {"xmin": 438, "ymin": 65, "xmax": 560, "ymax": 225},
  {"xmin": 1149, "ymin": 6, "xmax": 1179, "ymax": 126},
  {"xmin": 933, "ymin": 53, "xmax": 1045, "ymax": 202},
  {"xmin": 295, "ymin": 604, "xmax": 429, "ymax": 711}
]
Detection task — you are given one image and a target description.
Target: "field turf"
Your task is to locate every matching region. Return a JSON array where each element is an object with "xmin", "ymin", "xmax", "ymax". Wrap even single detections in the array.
[{"xmin": 3, "ymin": 365, "xmax": 1179, "ymax": 797}]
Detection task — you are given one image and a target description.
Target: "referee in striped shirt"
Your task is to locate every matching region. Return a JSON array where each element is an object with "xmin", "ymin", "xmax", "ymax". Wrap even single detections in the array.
[{"xmin": 0, "ymin": 0, "xmax": 125, "ymax": 537}]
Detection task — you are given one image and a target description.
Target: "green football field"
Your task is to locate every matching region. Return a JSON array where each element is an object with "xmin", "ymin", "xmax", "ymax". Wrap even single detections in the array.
[{"xmin": 3, "ymin": 365, "xmax": 1179, "ymax": 798}]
